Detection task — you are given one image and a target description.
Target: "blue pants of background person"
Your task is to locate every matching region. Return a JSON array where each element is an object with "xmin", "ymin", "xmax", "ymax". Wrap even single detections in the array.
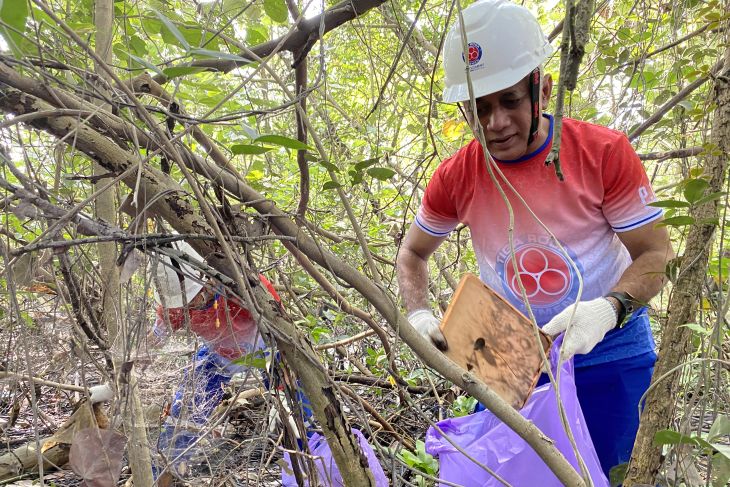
[
  {"xmin": 157, "ymin": 345, "xmax": 313, "ymax": 477},
  {"xmin": 475, "ymin": 351, "xmax": 656, "ymax": 479}
]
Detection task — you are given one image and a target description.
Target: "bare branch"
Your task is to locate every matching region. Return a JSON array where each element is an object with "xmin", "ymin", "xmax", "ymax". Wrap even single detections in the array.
[
  {"xmin": 638, "ymin": 146, "xmax": 703, "ymax": 161},
  {"xmin": 629, "ymin": 59, "xmax": 723, "ymax": 141},
  {"xmin": 150, "ymin": 0, "xmax": 388, "ymax": 83}
]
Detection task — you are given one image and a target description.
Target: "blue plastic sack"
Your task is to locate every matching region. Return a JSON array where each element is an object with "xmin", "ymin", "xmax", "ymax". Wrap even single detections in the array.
[
  {"xmin": 282, "ymin": 428, "xmax": 388, "ymax": 486},
  {"xmin": 426, "ymin": 337, "xmax": 608, "ymax": 487}
]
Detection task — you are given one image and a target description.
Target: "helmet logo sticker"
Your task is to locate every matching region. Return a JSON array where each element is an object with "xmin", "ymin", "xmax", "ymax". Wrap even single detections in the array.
[
  {"xmin": 467, "ymin": 42, "xmax": 482, "ymax": 64},
  {"xmin": 462, "ymin": 42, "xmax": 484, "ymax": 71}
]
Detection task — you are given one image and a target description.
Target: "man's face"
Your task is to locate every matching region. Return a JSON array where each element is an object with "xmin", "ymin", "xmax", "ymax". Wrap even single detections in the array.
[{"xmin": 463, "ymin": 74, "xmax": 552, "ymax": 161}]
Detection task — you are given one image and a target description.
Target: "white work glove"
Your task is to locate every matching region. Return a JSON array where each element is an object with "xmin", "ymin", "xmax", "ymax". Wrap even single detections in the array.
[
  {"xmin": 408, "ymin": 309, "xmax": 448, "ymax": 351},
  {"xmin": 542, "ymin": 298, "xmax": 618, "ymax": 360}
]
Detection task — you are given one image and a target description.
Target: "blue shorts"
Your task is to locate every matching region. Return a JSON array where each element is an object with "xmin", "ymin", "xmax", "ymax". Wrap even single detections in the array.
[{"xmin": 573, "ymin": 351, "xmax": 656, "ymax": 478}]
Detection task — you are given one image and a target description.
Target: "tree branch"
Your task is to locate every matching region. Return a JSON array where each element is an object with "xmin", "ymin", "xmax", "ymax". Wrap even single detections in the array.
[
  {"xmin": 0, "ymin": 81, "xmax": 585, "ymax": 486},
  {"xmin": 628, "ymin": 58, "xmax": 723, "ymax": 141},
  {"xmin": 638, "ymin": 146, "xmax": 703, "ymax": 161},
  {"xmin": 150, "ymin": 0, "xmax": 388, "ymax": 83}
]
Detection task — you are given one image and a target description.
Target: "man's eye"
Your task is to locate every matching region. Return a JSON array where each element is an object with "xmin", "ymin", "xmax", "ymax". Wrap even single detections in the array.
[
  {"xmin": 502, "ymin": 99, "xmax": 522, "ymax": 108},
  {"xmin": 475, "ymin": 105, "xmax": 490, "ymax": 115}
]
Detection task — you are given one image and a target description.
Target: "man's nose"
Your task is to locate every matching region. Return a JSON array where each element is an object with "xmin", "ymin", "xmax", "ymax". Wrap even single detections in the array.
[{"xmin": 482, "ymin": 106, "xmax": 510, "ymax": 132}]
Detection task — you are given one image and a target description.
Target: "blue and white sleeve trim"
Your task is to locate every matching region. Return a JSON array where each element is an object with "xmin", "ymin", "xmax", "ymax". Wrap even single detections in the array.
[
  {"xmin": 414, "ymin": 215, "xmax": 454, "ymax": 237},
  {"xmin": 612, "ymin": 209, "xmax": 664, "ymax": 232}
]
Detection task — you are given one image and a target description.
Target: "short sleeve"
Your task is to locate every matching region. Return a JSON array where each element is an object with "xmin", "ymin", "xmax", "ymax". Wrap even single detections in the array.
[
  {"xmin": 602, "ymin": 135, "xmax": 663, "ymax": 232},
  {"xmin": 415, "ymin": 164, "xmax": 460, "ymax": 236},
  {"xmin": 258, "ymin": 274, "xmax": 281, "ymax": 303}
]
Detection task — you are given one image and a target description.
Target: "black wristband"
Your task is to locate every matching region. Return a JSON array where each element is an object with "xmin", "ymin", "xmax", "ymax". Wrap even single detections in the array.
[{"xmin": 605, "ymin": 291, "xmax": 638, "ymax": 328}]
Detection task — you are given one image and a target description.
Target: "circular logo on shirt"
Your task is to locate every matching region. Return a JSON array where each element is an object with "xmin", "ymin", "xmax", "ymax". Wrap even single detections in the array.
[
  {"xmin": 463, "ymin": 42, "xmax": 482, "ymax": 65},
  {"xmin": 496, "ymin": 236, "xmax": 583, "ymax": 323},
  {"xmin": 505, "ymin": 245, "xmax": 571, "ymax": 304}
]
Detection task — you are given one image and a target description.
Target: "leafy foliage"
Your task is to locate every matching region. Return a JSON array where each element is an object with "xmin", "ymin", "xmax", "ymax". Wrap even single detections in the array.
[{"xmin": 0, "ymin": 0, "xmax": 727, "ymax": 484}]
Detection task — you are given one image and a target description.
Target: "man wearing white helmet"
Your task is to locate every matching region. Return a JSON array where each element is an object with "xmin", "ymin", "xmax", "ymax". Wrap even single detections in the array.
[
  {"xmin": 149, "ymin": 241, "xmax": 388, "ymax": 484},
  {"xmin": 396, "ymin": 0, "xmax": 673, "ymax": 477},
  {"xmin": 148, "ymin": 240, "xmax": 313, "ymax": 480}
]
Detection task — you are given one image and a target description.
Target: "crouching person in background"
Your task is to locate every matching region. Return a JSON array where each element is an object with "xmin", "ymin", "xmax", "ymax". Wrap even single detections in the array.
[
  {"xmin": 147, "ymin": 240, "xmax": 387, "ymax": 486},
  {"xmin": 148, "ymin": 240, "xmax": 311, "ymax": 481}
]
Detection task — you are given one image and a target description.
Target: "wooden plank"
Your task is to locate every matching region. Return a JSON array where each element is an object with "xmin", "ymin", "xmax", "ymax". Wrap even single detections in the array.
[{"xmin": 440, "ymin": 273, "xmax": 551, "ymax": 409}]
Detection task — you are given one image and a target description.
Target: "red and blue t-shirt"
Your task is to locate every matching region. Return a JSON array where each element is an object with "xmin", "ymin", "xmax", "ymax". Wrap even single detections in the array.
[
  {"xmin": 416, "ymin": 115, "xmax": 662, "ymax": 366},
  {"xmin": 154, "ymin": 275, "xmax": 280, "ymax": 361}
]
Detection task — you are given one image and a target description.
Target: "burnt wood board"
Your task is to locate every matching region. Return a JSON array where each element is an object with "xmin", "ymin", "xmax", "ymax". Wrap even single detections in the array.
[{"xmin": 440, "ymin": 273, "xmax": 552, "ymax": 409}]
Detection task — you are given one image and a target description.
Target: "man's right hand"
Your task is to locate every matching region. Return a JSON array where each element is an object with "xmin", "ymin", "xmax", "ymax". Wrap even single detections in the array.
[{"xmin": 408, "ymin": 309, "xmax": 448, "ymax": 351}]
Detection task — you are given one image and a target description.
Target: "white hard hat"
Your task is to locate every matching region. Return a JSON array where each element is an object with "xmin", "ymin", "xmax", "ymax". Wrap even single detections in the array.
[
  {"xmin": 442, "ymin": 0, "xmax": 554, "ymax": 103},
  {"xmin": 152, "ymin": 241, "xmax": 205, "ymax": 308}
]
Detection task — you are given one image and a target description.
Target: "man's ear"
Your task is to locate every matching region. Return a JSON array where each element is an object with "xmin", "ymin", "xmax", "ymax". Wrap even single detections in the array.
[{"xmin": 541, "ymin": 74, "xmax": 553, "ymax": 108}]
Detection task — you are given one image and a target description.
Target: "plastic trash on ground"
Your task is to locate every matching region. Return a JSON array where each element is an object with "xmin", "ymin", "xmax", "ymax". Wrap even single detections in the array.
[
  {"xmin": 282, "ymin": 428, "xmax": 388, "ymax": 486},
  {"xmin": 426, "ymin": 337, "xmax": 608, "ymax": 487}
]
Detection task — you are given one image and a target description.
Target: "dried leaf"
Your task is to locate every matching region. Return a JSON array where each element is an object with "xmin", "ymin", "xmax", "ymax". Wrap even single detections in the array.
[
  {"xmin": 11, "ymin": 252, "xmax": 36, "ymax": 288},
  {"xmin": 69, "ymin": 427, "xmax": 127, "ymax": 487},
  {"xmin": 119, "ymin": 249, "xmax": 144, "ymax": 283}
]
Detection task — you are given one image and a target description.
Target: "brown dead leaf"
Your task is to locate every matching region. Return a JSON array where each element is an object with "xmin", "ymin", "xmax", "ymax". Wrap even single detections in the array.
[{"xmin": 69, "ymin": 427, "xmax": 127, "ymax": 487}]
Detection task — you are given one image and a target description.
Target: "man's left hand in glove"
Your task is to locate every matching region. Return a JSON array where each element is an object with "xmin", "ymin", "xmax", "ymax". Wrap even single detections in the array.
[{"xmin": 542, "ymin": 297, "xmax": 618, "ymax": 361}]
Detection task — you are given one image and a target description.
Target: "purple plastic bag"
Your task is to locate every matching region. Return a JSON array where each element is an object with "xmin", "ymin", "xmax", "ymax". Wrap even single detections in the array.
[
  {"xmin": 282, "ymin": 428, "xmax": 388, "ymax": 486},
  {"xmin": 426, "ymin": 337, "xmax": 608, "ymax": 487}
]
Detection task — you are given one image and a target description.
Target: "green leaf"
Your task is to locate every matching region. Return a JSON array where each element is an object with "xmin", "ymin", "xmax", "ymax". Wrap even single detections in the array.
[
  {"xmin": 712, "ymin": 452, "xmax": 730, "ymax": 487},
  {"xmin": 680, "ymin": 323, "xmax": 711, "ymax": 335},
  {"xmin": 152, "ymin": 9, "xmax": 191, "ymax": 50},
  {"xmin": 354, "ymin": 157, "xmax": 380, "ymax": 171},
  {"xmin": 117, "ymin": 48, "xmax": 164, "ymax": 75},
  {"xmin": 231, "ymin": 351, "xmax": 267, "ymax": 368},
  {"xmin": 303, "ymin": 153, "xmax": 319, "ymax": 162},
  {"xmin": 367, "ymin": 167, "xmax": 396, "ymax": 181},
  {"xmin": 0, "ymin": 0, "xmax": 28, "ymax": 55},
  {"xmin": 608, "ymin": 463, "xmax": 628, "ymax": 487},
  {"xmin": 129, "ymin": 35, "xmax": 148, "ymax": 56},
  {"xmin": 263, "ymin": 0, "xmax": 288, "ymax": 23},
  {"xmin": 322, "ymin": 181, "xmax": 341, "ymax": 190},
  {"xmin": 683, "ymin": 178, "xmax": 709, "ymax": 204},
  {"xmin": 350, "ymin": 169, "xmax": 363, "ymax": 185},
  {"xmin": 653, "ymin": 429, "xmax": 700, "ymax": 447},
  {"xmin": 708, "ymin": 415, "xmax": 730, "ymax": 442},
  {"xmin": 231, "ymin": 144, "xmax": 272, "ymax": 155},
  {"xmin": 311, "ymin": 325, "xmax": 330, "ymax": 343},
  {"xmin": 189, "ymin": 48, "xmax": 249, "ymax": 62},
  {"xmin": 693, "ymin": 191, "xmax": 726, "ymax": 206},
  {"xmin": 713, "ymin": 444, "xmax": 730, "ymax": 460},
  {"xmin": 647, "ymin": 199, "xmax": 690, "ymax": 208},
  {"xmin": 246, "ymin": 24, "xmax": 268, "ymax": 45},
  {"xmin": 318, "ymin": 161, "xmax": 339, "ymax": 172},
  {"xmin": 255, "ymin": 134, "xmax": 311, "ymax": 150},
  {"xmin": 665, "ymin": 257, "xmax": 681, "ymax": 282},
  {"xmin": 658, "ymin": 215, "xmax": 695, "ymax": 227},
  {"xmin": 162, "ymin": 66, "xmax": 207, "ymax": 79}
]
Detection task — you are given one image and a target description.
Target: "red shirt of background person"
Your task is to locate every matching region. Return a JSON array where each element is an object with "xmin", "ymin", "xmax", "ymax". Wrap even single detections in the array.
[{"xmin": 152, "ymin": 241, "xmax": 280, "ymax": 360}]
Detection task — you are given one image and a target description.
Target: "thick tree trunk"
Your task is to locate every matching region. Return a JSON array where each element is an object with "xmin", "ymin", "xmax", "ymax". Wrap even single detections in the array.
[
  {"xmin": 93, "ymin": 2, "xmax": 153, "ymax": 484},
  {"xmin": 624, "ymin": 29, "xmax": 730, "ymax": 487}
]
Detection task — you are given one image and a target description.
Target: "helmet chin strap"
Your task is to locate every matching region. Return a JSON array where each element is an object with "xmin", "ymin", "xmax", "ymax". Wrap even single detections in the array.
[{"xmin": 527, "ymin": 67, "xmax": 541, "ymax": 146}]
